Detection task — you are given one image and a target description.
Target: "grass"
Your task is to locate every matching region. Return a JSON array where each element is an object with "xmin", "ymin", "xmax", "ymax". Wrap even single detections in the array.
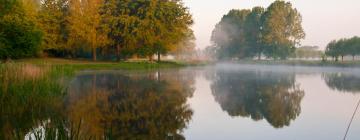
[
  {"xmin": 13, "ymin": 58, "xmax": 196, "ymax": 70},
  {"xmin": 231, "ymin": 60, "xmax": 360, "ymax": 67},
  {"xmin": 0, "ymin": 63, "xmax": 69, "ymax": 139}
]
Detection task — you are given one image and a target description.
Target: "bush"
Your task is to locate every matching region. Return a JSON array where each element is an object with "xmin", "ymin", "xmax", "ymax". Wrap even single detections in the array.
[{"xmin": 0, "ymin": 3, "xmax": 42, "ymax": 60}]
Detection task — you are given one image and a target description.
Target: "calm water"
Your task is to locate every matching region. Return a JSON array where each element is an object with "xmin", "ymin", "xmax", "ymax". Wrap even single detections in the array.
[{"xmin": 5, "ymin": 63, "xmax": 360, "ymax": 139}]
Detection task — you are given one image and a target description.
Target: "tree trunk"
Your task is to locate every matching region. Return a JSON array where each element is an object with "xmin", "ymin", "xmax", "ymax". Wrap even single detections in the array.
[
  {"xmin": 92, "ymin": 47, "xmax": 97, "ymax": 61},
  {"xmin": 353, "ymin": 55, "xmax": 355, "ymax": 61},
  {"xmin": 341, "ymin": 55, "xmax": 344, "ymax": 62},
  {"xmin": 116, "ymin": 45, "xmax": 121, "ymax": 61},
  {"xmin": 157, "ymin": 52, "xmax": 161, "ymax": 62},
  {"xmin": 149, "ymin": 55, "xmax": 153, "ymax": 62}
]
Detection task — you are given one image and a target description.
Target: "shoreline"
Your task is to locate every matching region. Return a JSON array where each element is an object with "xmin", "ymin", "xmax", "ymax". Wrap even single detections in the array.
[
  {"xmin": 2, "ymin": 58, "xmax": 204, "ymax": 71},
  {"xmin": 221, "ymin": 60, "xmax": 360, "ymax": 68}
]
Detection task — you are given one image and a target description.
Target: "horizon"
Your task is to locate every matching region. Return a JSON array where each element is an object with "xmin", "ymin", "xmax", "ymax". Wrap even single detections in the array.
[{"xmin": 183, "ymin": 0, "xmax": 360, "ymax": 50}]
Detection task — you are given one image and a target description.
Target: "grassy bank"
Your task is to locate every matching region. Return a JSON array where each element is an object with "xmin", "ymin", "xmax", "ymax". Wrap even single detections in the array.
[
  {"xmin": 12, "ymin": 58, "xmax": 198, "ymax": 70},
  {"xmin": 231, "ymin": 60, "xmax": 360, "ymax": 67}
]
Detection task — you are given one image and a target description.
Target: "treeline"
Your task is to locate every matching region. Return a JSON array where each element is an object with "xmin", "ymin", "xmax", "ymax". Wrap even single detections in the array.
[
  {"xmin": 210, "ymin": 1, "xmax": 305, "ymax": 60},
  {"xmin": 294, "ymin": 46, "xmax": 322, "ymax": 59},
  {"xmin": 325, "ymin": 36, "xmax": 360, "ymax": 61},
  {"xmin": 0, "ymin": 0, "xmax": 194, "ymax": 61}
]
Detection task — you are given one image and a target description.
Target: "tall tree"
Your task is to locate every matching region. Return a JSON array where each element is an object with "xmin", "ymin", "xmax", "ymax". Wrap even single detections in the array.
[
  {"xmin": 137, "ymin": 0, "xmax": 193, "ymax": 62},
  {"xmin": 245, "ymin": 7, "xmax": 265, "ymax": 60},
  {"xmin": 101, "ymin": 0, "xmax": 141, "ymax": 60},
  {"xmin": 261, "ymin": 1, "xmax": 305, "ymax": 59},
  {"xmin": 325, "ymin": 40, "xmax": 340, "ymax": 61},
  {"xmin": 211, "ymin": 9, "xmax": 251, "ymax": 59},
  {"xmin": 67, "ymin": 0, "xmax": 109, "ymax": 61},
  {"xmin": 37, "ymin": 0, "xmax": 68, "ymax": 56}
]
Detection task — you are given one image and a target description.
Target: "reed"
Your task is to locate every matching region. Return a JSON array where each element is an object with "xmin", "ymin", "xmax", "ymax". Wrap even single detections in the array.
[{"xmin": 0, "ymin": 63, "xmax": 73, "ymax": 139}]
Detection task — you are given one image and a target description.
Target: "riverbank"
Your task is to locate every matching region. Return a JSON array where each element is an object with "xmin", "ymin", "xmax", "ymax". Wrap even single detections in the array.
[
  {"xmin": 229, "ymin": 60, "xmax": 360, "ymax": 67},
  {"xmin": 6, "ymin": 58, "xmax": 205, "ymax": 70}
]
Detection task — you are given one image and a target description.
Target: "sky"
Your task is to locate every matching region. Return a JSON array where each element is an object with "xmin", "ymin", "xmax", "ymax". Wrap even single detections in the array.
[{"xmin": 182, "ymin": 0, "xmax": 360, "ymax": 50}]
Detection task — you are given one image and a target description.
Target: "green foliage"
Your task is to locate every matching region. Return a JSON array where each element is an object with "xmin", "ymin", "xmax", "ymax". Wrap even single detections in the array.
[
  {"xmin": 0, "ymin": 1, "xmax": 42, "ymax": 59},
  {"xmin": 211, "ymin": 0, "xmax": 305, "ymax": 60},
  {"xmin": 211, "ymin": 9, "xmax": 252, "ymax": 59},
  {"xmin": 37, "ymin": 0, "xmax": 68, "ymax": 52},
  {"xmin": 1, "ymin": 0, "xmax": 193, "ymax": 62},
  {"xmin": 262, "ymin": 1, "xmax": 305, "ymax": 59},
  {"xmin": 325, "ymin": 36, "xmax": 360, "ymax": 61},
  {"xmin": 101, "ymin": 0, "xmax": 193, "ymax": 61}
]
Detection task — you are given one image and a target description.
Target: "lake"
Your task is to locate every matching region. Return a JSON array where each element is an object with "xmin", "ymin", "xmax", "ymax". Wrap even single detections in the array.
[{"xmin": 2, "ymin": 63, "xmax": 360, "ymax": 140}]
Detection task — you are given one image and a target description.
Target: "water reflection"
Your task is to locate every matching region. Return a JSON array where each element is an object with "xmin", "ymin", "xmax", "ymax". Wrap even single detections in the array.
[
  {"xmin": 323, "ymin": 73, "xmax": 360, "ymax": 94},
  {"xmin": 65, "ymin": 70, "xmax": 195, "ymax": 139},
  {"xmin": 209, "ymin": 70, "xmax": 305, "ymax": 128},
  {"xmin": 0, "ymin": 70, "xmax": 195, "ymax": 139}
]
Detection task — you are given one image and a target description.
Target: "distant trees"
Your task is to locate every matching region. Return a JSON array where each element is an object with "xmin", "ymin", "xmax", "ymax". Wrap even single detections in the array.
[
  {"xmin": 294, "ymin": 46, "xmax": 323, "ymax": 59},
  {"xmin": 0, "ymin": 0, "xmax": 194, "ymax": 61},
  {"xmin": 325, "ymin": 37, "xmax": 360, "ymax": 61},
  {"xmin": 211, "ymin": 1, "xmax": 305, "ymax": 60}
]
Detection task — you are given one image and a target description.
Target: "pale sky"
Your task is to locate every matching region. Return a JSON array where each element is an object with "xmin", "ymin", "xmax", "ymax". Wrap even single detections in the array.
[{"xmin": 182, "ymin": 0, "xmax": 360, "ymax": 50}]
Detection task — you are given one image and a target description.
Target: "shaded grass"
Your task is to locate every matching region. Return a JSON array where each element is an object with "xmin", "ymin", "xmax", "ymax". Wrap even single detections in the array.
[{"xmin": 14, "ymin": 58, "xmax": 194, "ymax": 71}]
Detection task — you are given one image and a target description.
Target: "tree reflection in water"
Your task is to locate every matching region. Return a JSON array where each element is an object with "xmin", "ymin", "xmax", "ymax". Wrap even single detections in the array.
[
  {"xmin": 0, "ymin": 70, "xmax": 195, "ymax": 140},
  {"xmin": 210, "ymin": 70, "xmax": 304, "ymax": 128},
  {"xmin": 323, "ymin": 73, "xmax": 360, "ymax": 94},
  {"xmin": 64, "ymin": 70, "xmax": 195, "ymax": 139}
]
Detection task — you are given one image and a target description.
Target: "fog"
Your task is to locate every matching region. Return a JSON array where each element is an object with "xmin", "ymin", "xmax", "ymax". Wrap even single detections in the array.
[{"xmin": 184, "ymin": 0, "xmax": 360, "ymax": 50}]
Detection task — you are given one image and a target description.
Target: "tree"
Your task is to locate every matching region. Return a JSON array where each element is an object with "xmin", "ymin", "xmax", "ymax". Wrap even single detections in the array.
[
  {"xmin": 245, "ymin": 7, "xmax": 265, "ymax": 60},
  {"xmin": 67, "ymin": 0, "xmax": 109, "ymax": 61},
  {"xmin": 325, "ymin": 37, "xmax": 360, "ymax": 62},
  {"xmin": 211, "ymin": 9, "xmax": 251, "ymax": 59},
  {"xmin": 37, "ymin": 0, "xmax": 68, "ymax": 56},
  {"xmin": 262, "ymin": 1, "xmax": 305, "ymax": 59},
  {"xmin": 101, "ymin": 0, "xmax": 193, "ymax": 62},
  {"xmin": 325, "ymin": 40, "xmax": 339, "ymax": 61},
  {"xmin": 101, "ymin": 0, "xmax": 141, "ymax": 61},
  {"xmin": 347, "ymin": 36, "xmax": 360, "ymax": 60},
  {"xmin": 0, "ymin": 0, "xmax": 42, "ymax": 60},
  {"xmin": 336, "ymin": 39, "xmax": 347, "ymax": 61},
  {"xmin": 211, "ymin": 1, "xmax": 305, "ymax": 60},
  {"xmin": 137, "ymin": 0, "xmax": 193, "ymax": 62}
]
